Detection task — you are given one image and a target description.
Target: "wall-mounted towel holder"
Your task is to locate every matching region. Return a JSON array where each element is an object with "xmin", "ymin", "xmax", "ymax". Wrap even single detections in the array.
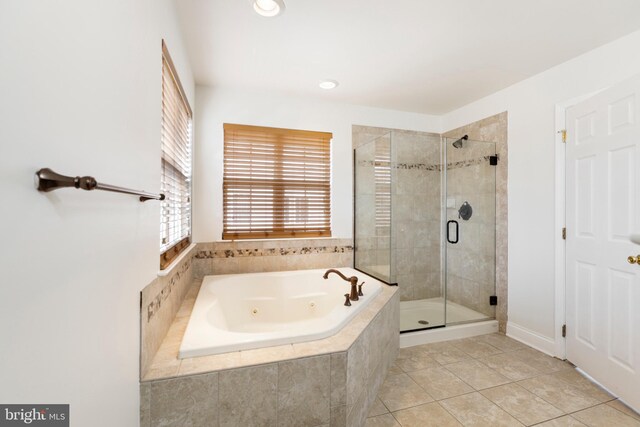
[{"xmin": 35, "ymin": 168, "xmax": 165, "ymax": 202}]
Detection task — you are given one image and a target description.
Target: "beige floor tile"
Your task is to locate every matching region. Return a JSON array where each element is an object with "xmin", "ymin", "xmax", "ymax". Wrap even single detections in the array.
[
  {"xmin": 407, "ymin": 366, "xmax": 474, "ymax": 400},
  {"xmin": 517, "ymin": 374, "xmax": 599, "ymax": 413},
  {"xmin": 553, "ymin": 368, "xmax": 614, "ymax": 403},
  {"xmin": 474, "ymin": 334, "xmax": 528, "ymax": 352},
  {"xmin": 430, "ymin": 345, "xmax": 473, "ymax": 365},
  {"xmin": 377, "ymin": 373, "xmax": 434, "ymax": 412},
  {"xmin": 365, "ymin": 413, "xmax": 401, "ymax": 427},
  {"xmin": 510, "ymin": 348, "xmax": 569, "ymax": 374},
  {"xmin": 572, "ymin": 403, "xmax": 640, "ymax": 427},
  {"xmin": 368, "ymin": 397, "xmax": 389, "ymax": 417},
  {"xmin": 398, "ymin": 345, "xmax": 430, "ymax": 360},
  {"xmin": 481, "ymin": 383, "xmax": 563, "ymax": 426},
  {"xmin": 393, "ymin": 402, "xmax": 463, "ymax": 427},
  {"xmin": 535, "ymin": 415, "xmax": 587, "ymax": 426},
  {"xmin": 444, "ymin": 359, "xmax": 511, "ymax": 390},
  {"xmin": 395, "ymin": 354, "xmax": 440, "ymax": 372},
  {"xmin": 479, "ymin": 352, "xmax": 542, "ymax": 381},
  {"xmin": 607, "ymin": 400, "xmax": 640, "ymax": 421},
  {"xmin": 450, "ymin": 337, "xmax": 504, "ymax": 358},
  {"xmin": 387, "ymin": 362, "xmax": 403, "ymax": 375},
  {"xmin": 417, "ymin": 341, "xmax": 455, "ymax": 354},
  {"xmin": 440, "ymin": 392, "xmax": 524, "ymax": 426}
]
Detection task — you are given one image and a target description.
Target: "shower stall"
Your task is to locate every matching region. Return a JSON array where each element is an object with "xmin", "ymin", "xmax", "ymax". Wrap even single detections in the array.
[{"xmin": 354, "ymin": 130, "xmax": 497, "ymax": 333}]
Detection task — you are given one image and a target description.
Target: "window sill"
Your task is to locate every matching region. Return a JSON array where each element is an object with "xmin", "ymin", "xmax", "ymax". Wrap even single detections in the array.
[
  {"xmin": 157, "ymin": 243, "xmax": 197, "ymax": 277},
  {"xmin": 215, "ymin": 237, "xmax": 339, "ymax": 243}
]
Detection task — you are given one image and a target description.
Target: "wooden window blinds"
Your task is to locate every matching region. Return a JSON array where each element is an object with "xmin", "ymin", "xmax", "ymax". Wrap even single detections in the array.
[
  {"xmin": 160, "ymin": 41, "xmax": 192, "ymax": 269},
  {"xmin": 223, "ymin": 124, "xmax": 332, "ymax": 240}
]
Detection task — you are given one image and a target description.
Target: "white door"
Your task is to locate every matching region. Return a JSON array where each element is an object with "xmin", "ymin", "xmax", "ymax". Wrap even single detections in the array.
[{"xmin": 566, "ymin": 74, "xmax": 640, "ymax": 411}]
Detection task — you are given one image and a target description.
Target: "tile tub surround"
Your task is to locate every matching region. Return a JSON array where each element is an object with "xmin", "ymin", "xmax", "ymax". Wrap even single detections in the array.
[
  {"xmin": 443, "ymin": 112, "xmax": 508, "ymax": 333},
  {"xmin": 141, "ymin": 278, "xmax": 399, "ymax": 427},
  {"xmin": 140, "ymin": 244, "xmax": 197, "ymax": 378},
  {"xmin": 141, "ymin": 238, "xmax": 353, "ymax": 377},
  {"xmin": 192, "ymin": 238, "xmax": 354, "ymax": 278},
  {"xmin": 366, "ymin": 334, "xmax": 640, "ymax": 427}
]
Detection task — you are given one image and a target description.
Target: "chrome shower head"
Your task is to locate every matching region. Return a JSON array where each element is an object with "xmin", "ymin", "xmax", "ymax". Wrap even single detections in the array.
[{"xmin": 452, "ymin": 134, "xmax": 469, "ymax": 149}]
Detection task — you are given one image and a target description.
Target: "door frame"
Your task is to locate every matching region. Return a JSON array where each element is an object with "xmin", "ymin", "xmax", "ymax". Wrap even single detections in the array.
[{"xmin": 554, "ymin": 89, "xmax": 608, "ymax": 360}]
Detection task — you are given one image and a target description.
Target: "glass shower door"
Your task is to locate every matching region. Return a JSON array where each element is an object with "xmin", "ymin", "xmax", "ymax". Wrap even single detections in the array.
[{"xmin": 444, "ymin": 136, "xmax": 497, "ymax": 325}]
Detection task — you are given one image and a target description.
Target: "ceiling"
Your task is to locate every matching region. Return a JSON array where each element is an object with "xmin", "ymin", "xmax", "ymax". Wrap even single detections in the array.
[{"xmin": 176, "ymin": 0, "xmax": 640, "ymax": 115}]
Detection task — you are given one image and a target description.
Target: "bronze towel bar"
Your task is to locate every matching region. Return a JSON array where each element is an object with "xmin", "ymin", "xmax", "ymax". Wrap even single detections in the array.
[{"xmin": 35, "ymin": 168, "xmax": 165, "ymax": 202}]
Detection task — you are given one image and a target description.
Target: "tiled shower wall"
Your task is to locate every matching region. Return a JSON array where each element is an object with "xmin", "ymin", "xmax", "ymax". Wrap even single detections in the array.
[{"xmin": 391, "ymin": 131, "xmax": 443, "ymax": 301}]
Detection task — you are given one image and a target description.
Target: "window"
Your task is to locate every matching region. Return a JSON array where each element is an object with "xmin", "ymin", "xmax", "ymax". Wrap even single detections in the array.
[
  {"xmin": 375, "ymin": 143, "xmax": 391, "ymax": 230},
  {"xmin": 160, "ymin": 41, "xmax": 192, "ymax": 269},
  {"xmin": 223, "ymin": 124, "xmax": 332, "ymax": 239}
]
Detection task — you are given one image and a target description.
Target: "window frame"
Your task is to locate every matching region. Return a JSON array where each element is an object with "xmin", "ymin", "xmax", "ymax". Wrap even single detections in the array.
[
  {"xmin": 222, "ymin": 123, "xmax": 332, "ymax": 240},
  {"xmin": 160, "ymin": 40, "xmax": 192, "ymax": 269}
]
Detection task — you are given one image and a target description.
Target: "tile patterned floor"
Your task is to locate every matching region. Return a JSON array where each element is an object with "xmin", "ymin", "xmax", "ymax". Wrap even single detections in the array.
[{"xmin": 366, "ymin": 334, "xmax": 640, "ymax": 427}]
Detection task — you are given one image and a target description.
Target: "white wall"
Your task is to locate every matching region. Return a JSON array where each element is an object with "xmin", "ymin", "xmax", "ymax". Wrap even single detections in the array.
[
  {"xmin": 0, "ymin": 1, "xmax": 193, "ymax": 426},
  {"xmin": 441, "ymin": 29, "xmax": 640, "ymax": 353},
  {"xmin": 193, "ymin": 86, "xmax": 441, "ymax": 241}
]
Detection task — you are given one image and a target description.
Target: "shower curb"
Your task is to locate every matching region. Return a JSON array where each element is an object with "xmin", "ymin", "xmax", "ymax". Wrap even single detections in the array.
[{"xmin": 399, "ymin": 320, "xmax": 498, "ymax": 348}]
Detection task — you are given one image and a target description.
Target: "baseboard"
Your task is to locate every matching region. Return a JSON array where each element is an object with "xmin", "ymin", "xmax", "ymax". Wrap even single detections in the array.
[
  {"xmin": 400, "ymin": 320, "xmax": 498, "ymax": 348},
  {"xmin": 507, "ymin": 322, "xmax": 558, "ymax": 357}
]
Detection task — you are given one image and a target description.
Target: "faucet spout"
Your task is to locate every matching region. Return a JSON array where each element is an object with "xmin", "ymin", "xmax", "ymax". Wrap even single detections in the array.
[{"xmin": 323, "ymin": 269, "xmax": 359, "ymax": 301}]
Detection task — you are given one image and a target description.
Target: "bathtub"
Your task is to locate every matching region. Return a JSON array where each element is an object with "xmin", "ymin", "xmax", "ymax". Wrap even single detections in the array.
[{"xmin": 179, "ymin": 268, "xmax": 384, "ymax": 358}]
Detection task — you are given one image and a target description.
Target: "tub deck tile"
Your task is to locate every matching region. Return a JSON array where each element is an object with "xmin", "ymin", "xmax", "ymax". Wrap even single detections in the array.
[{"xmin": 142, "ymin": 280, "xmax": 398, "ymax": 382}]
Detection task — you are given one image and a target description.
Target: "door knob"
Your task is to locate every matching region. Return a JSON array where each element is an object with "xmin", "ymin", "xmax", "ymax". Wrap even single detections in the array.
[{"xmin": 628, "ymin": 255, "xmax": 640, "ymax": 264}]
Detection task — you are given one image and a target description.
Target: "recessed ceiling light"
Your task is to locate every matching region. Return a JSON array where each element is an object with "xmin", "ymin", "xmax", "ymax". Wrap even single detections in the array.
[
  {"xmin": 319, "ymin": 80, "xmax": 339, "ymax": 90},
  {"xmin": 253, "ymin": 0, "xmax": 285, "ymax": 17}
]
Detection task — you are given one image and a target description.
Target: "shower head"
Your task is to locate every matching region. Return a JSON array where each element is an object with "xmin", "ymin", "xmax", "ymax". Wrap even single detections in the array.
[{"xmin": 452, "ymin": 135, "xmax": 469, "ymax": 149}]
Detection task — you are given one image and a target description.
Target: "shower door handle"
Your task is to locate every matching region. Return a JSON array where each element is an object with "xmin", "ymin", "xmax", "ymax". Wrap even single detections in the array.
[{"xmin": 447, "ymin": 220, "xmax": 459, "ymax": 244}]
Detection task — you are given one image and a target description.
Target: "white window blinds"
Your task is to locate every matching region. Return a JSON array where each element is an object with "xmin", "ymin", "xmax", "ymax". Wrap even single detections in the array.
[
  {"xmin": 375, "ymin": 143, "xmax": 391, "ymax": 229},
  {"xmin": 160, "ymin": 41, "xmax": 192, "ymax": 269},
  {"xmin": 223, "ymin": 123, "xmax": 332, "ymax": 239}
]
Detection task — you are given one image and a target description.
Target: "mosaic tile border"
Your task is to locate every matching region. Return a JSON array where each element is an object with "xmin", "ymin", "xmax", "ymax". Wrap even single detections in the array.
[
  {"xmin": 195, "ymin": 245, "xmax": 354, "ymax": 259},
  {"xmin": 447, "ymin": 155, "xmax": 494, "ymax": 170},
  {"xmin": 357, "ymin": 155, "xmax": 495, "ymax": 172},
  {"xmin": 147, "ymin": 256, "xmax": 192, "ymax": 322}
]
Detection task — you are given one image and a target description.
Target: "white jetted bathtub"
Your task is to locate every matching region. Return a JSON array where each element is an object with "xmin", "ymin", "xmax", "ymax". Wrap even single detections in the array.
[{"xmin": 179, "ymin": 268, "xmax": 384, "ymax": 358}]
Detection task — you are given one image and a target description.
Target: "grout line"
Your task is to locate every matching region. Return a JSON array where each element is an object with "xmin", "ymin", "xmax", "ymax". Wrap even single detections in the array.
[
  {"xmin": 434, "ymin": 400, "xmax": 468, "ymax": 426},
  {"xmin": 275, "ymin": 363, "xmax": 279, "ymax": 427},
  {"xmin": 528, "ymin": 414, "xmax": 580, "ymax": 426},
  {"xmin": 603, "ymin": 402, "xmax": 640, "ymax": 421},
  {"xmin": 216, "ymin": 372, "xmax": 220, "ymax": 426},
  {"xmin": 388, "ymin": 409, "xmax": 403, "ymax": 425}
]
